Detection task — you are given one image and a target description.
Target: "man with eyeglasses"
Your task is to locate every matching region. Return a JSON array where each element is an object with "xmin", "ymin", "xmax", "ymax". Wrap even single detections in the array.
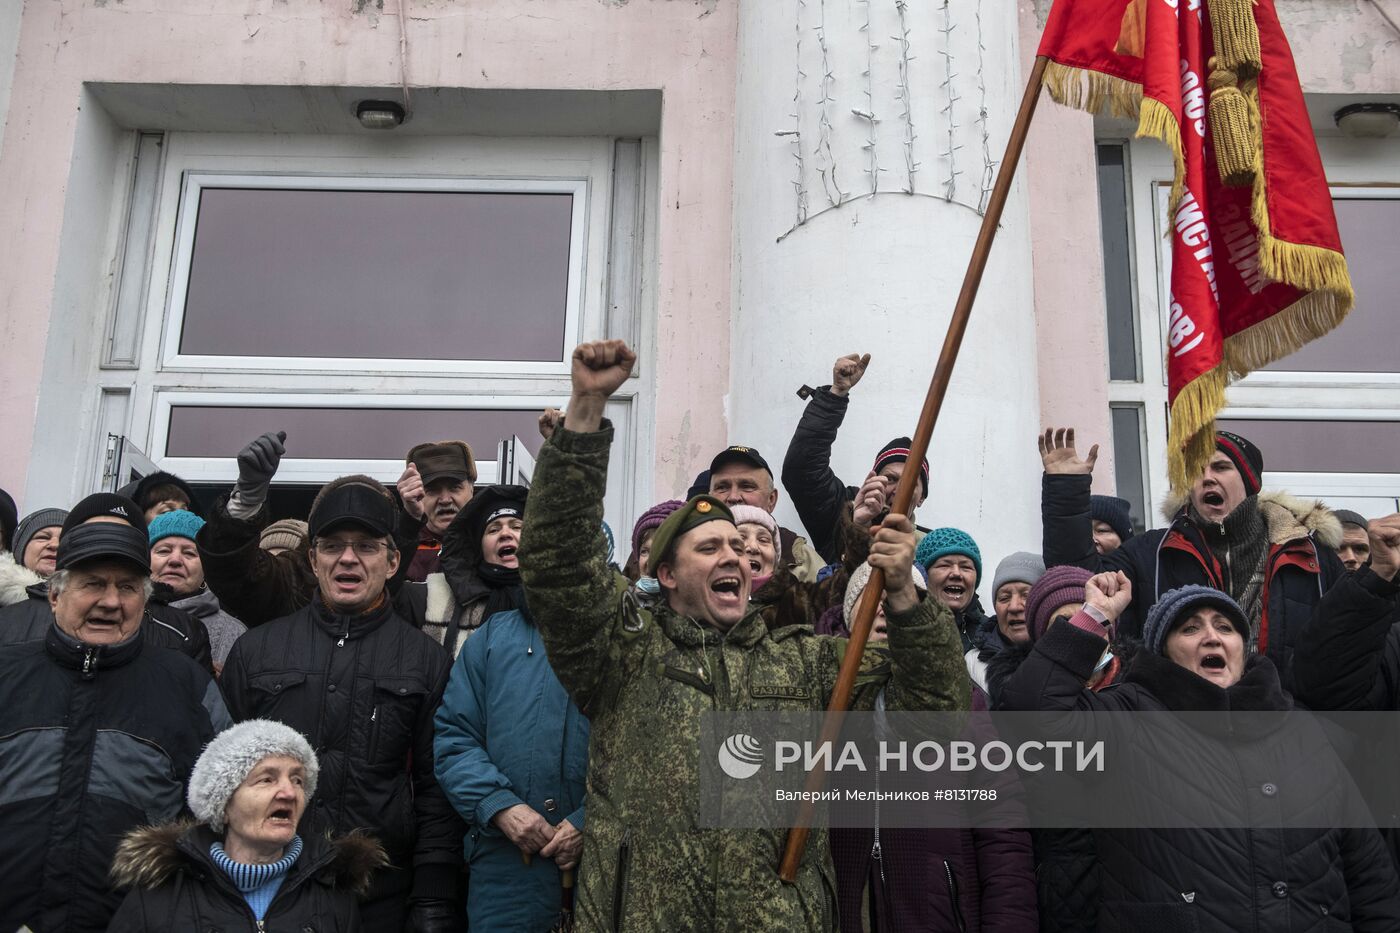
[{"xmin": 221, "ymin": 476, "xmax": 465, "ymax": 933}]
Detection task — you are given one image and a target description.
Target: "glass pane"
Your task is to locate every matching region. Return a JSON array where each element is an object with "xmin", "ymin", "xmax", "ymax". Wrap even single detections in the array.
[
  {"xmin": 1110, "ymin": 405, "xmax": 1149, "ymax": 533},
  {"xmin": 1214, "ymin": 419, "xmax": 1400, "ymax": 473},
  {"xmin": 178, "ymin": 187, "xmax": 573, "ymax": 362},
  {"xmin": 166, "ymin": 406, "xmax": 544, "ymax": 461},
  {"xmin": 1261, "ymin": 199, "xmax": 1400, "ymax": 373},
  {"xmin": 1096, "ymin": 145, "xmax": 1140, "ymax": 381}
]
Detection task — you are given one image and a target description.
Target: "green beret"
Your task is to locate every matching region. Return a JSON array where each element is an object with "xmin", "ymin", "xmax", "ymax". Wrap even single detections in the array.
[{"xmin": 645, "ymin": 495, "xmax": 736, "ymax": 577}]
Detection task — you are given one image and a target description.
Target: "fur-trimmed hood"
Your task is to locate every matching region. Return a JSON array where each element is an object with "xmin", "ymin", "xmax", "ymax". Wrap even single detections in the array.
[
  {"xmin": 1159, "ymin": 489, "xmax": 1343, "ymax": 549},
  {"xmin": 0, "ymin": 551, "xmax": 42, "ymax": 608},
  {"xmin": 111, "ymin": 821, "xmax": 386, "ymax": 896}
]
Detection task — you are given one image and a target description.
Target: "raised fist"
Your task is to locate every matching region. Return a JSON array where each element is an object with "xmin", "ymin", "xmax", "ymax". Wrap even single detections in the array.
[
  {"xmin": 571, "ymin": 340, "xmax": 636, "ymax": 399},
  {"xmin": 236, "ymin": 431, "xmax": 286, "ymax": 492},
  {"xmin": 1085, "ymin": 570, "xmax": 1133, "ymax": 623},
  {"xmin": 832, "ymin": 353, "xmax": 872, "ymax": 397}
]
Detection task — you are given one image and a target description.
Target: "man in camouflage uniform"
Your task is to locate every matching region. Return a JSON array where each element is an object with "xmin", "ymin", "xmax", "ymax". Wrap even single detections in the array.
[{"xmin": 519, "ymin": 339, "xmax": 969, "ymax": 932}]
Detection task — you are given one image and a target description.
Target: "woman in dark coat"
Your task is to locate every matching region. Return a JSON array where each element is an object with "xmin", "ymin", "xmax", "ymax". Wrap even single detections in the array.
[
  {"xmin": 1000, "ymin": 574, "xmax": 1400, "ymax": 932},
  {"xmin": 109, "ymin": 720, "xmax": 385, "ymax": 932}
]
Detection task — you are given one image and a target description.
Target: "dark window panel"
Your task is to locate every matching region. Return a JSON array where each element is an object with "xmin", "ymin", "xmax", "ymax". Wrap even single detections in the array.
[
  {"xmin": 1260, "ymin": 199, "xmax": 1400, "ymax": 373},
  {"xmin": 178, "ymin": 187, "xmax": 574, "ymax": 362},
  {"xmin": 1215, "ymin": 418, "xmax": 1400, "ymax": 474},
  {"xmin": 1096, "ymin": 144, "xmax": 1140, "ymax": 382},
  {"xmin": 1110, "ymin": 404, "xmax": 1149, "ymax": 533}
]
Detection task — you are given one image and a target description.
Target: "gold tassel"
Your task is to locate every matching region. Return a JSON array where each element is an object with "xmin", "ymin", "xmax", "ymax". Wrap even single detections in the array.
[
  {"xmin": 1167, "ymin": 365, "xmax": 1229, "ymax": 495},
  {"xmin": 1207, "ymin": 61, "xmax": 1255, "ymax": 186},
  {"xmin": 1208, "ymin": 0, "xmax": 1262, "ymax": 79}
]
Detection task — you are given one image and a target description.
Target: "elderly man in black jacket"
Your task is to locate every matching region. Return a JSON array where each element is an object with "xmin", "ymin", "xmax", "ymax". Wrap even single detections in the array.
[
  {"xmin": 781, "ymin": 352, "xmax": 929, "ymax": 565},
  {"xmin": 220, "ymin": 475, "xmax": 463, "ymax": 933},
  {"xmin": 0, "ymin": 518, "xmax": 230, "ymax": 933},
  {"xmin": 0, "ymin": 494, "xmax": 213, "ymax": 671}
]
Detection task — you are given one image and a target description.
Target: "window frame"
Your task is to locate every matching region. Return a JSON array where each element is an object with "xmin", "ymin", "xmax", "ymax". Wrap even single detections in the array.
[{"xmin": 159, "ymin": 172, "xmax": 591, "ymax": 376}]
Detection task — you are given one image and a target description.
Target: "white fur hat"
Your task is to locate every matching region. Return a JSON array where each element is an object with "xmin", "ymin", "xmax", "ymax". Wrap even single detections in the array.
[{"xmin": 188, "ymin": 719, "xmax": 319, "ymax": 832}]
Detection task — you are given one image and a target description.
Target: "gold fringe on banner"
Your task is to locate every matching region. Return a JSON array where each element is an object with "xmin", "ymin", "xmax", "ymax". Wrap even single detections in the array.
[
  {"xmin": 1167, "ymin": 365, "xmax": 1229, "ymax": 494},
  {"xmin": 1207, "ymin": 0, "xmax": 1262, "ymax": 78},
  {"xmin": 1208, "ymin": 61, "xmax": 1255, "ymax": 186},
  {"xmin": 1042, "ymin": 61, "xmax": 1142, "ymax": 118},
  {"xmin": 1224, "ymin": 290, "xmax": 1351, "ymax": 375}
]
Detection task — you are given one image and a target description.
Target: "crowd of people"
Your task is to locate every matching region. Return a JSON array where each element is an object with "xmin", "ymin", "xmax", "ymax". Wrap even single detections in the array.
[{"xmin": 1, "ymin": 338, "xmax": 1399, "ymax": 932}]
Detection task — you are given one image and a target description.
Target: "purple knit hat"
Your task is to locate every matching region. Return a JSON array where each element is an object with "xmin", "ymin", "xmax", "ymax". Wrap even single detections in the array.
[
  {"xmin": 1027, "ymin": 565, "xmax": 1094, "ymax": 642},
  {"xmin": 630, "ymin": 500, "xmax": 685, "ymax": 564}
]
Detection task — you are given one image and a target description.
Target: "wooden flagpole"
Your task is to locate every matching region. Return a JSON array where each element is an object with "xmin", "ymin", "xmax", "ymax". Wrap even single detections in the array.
[{"xmin": 779, "ymin": 54, "xmax": 1050, "ymax": 883}]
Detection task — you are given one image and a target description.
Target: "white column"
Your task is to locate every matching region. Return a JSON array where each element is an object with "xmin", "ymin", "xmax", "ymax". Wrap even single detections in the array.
[{"xmin": 731, "ymin": 0, "xmax": 1045, "ymax": 600}]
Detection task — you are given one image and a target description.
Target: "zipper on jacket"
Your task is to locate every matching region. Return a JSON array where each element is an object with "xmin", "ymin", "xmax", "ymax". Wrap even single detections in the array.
[
  {"xmin": 613, "ymin": 828, "xmax": 632, "ymax": 933},
  {"xmin": 337, "ymin": 629, "xmax": 349, "ymax": 648},
  {"xmin": 870, "ymin": 766, "xmax": 884, "ymax": 884},
  {"xmin": 943, "ymin": 859, "xmax": 967, "ymax": 933},
  {"xmin": 81, "ymin": 647, "xmax": 97, "ymax": 679}
]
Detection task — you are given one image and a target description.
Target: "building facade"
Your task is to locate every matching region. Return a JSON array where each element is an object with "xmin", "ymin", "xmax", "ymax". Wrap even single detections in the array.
[{"xmin": 0, "ymin": 0, "xmax": 1396, "ymax": 596}]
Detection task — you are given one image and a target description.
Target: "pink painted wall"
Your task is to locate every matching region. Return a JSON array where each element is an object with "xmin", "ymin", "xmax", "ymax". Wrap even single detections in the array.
[{"xmin": 0, "ymin": 0, "xmax": 737, "ymax": 502}]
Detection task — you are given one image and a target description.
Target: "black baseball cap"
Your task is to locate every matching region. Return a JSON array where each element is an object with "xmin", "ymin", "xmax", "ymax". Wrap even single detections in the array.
[
  {"xmin": 55, "ymin": 521, "xmax": 151, "ymax": 573},
  {"xmin": 308, "ymin": 481, "xmax": 399, "ymax": 540},
  {"xmin": 709, "ymin": 446, "xmax": 772, "ymax": 477}
]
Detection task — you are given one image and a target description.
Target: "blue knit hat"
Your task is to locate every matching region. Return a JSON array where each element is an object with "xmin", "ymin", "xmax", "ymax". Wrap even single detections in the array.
[
  {"xmin": 1142, "ymin": 585, "xmax": 1248, "ymax": 656},
  {"xmin": 915, "ymin": 527, "xmax": 982, "ymax": 581},
  {"xmin": 148, "ymin": 509, "xmax": 206, "ymax": 546}
]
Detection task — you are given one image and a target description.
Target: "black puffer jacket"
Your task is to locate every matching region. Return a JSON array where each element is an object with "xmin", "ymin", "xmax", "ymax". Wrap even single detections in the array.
[
  {"xmin": 197, "ymin": 496, "xmax": 427, "ymax": 630},
  {"xmin": 1000, "ymin": 618, "xmax": 1400, "ymax": 932},
  {"xmin": 781, "ymin": 384, "xmax": 861, "ymax": 564},
  {"xmin": 219, "ymin": 595, "xmax": 462, "ymax": 908},
  {"xmin": 0, "ymin": 624, "xmax": 229, "ymax": 933},
  {"xmin": 0, "ymin": 580, "xmax": 213, "ymax": 672},
  {"xmin": 108, "ymin": 822, "xmax": 385, "ymax": 932},
  {"xmin": 1041, "ymin": 474, "xmax": 1344, "ymax": 688},
  {"xmin": 1293, "ymin": 566, "xmax": 1400, "ymax": 871}
]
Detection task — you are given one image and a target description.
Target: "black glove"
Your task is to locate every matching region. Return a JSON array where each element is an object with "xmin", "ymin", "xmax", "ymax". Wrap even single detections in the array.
[
  {"xmin": 407, "ymin": 899, "xmax": 464, "ymax": 933},
  {"xmin": 233, "ymin": 431, "xmax": 286, "ymax": 508}
]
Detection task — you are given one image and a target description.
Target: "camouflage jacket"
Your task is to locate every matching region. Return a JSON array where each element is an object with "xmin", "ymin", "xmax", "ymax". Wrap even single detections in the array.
[{"xmin": 519, "ymin": 424, "xmax": 969, "ymax": 933}]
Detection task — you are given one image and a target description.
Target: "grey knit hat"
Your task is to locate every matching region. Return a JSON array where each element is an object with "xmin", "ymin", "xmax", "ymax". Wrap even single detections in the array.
[
  {"xmin": 259, "ymin": 518, "xmax": 309, "ymax": 553},
  {"xmin": 991, "ymin": 551, "xmax": 1046, "ymax": 598},
  {"xmin": 13, "ymin": 508, "xmax": 68, "ymax": 562},
  {"xmin": 188, "ymin": 720, "xmax": 319, "ymax": 832},
  {"xmin": 1141, "ymin": 585, "xmax": 1248, "ymax": 656}
]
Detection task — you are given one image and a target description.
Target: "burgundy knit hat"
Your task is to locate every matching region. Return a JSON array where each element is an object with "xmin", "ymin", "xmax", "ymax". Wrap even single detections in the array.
[
  {"xmin": 1027, "ymin": 565, "xmax": 1094, "ymax": 642},
  {"xmin": 630, "ymin": 500, "xmax": 685, "ymax": 564}
]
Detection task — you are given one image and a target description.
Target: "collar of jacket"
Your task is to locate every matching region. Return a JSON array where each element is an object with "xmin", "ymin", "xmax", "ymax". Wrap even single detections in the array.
[
  {"xmin": 1162, "ymin": 490, "xmax": 1344, "ymax": 550},
  {"xmin": 25, "ymin": 580, "xmax": 49, "ymax": 600},
  {"xmin": 1124, "ymin": 652, "xmax": 1290, "ymax": 722},
  {"xmin": 311, "ymin": 591, "xmax": 394, "ymax": 641},
  {"xmin": 654, "ymin": 602, "xmax": 770, "ymax": 650},
  {"xmin": 44, "ymin": 618, "xmax": 144, "ymax": 673},
  {"xmin": 172, "ymin": 585, "xmax": 220, "ymax": 618}
]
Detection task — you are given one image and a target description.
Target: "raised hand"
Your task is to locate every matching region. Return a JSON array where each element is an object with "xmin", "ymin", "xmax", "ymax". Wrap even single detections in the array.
[
  {"xmin": 538, "ymin": 407, "xmax": 565, "ymax": 441},
  {"xmin": 868, "ymin": 513, "xmax": 920, "ymax": 614},
  {"xmin": 571, "ymin": 340, "xmax": 636, "ymax": 399},
  {"xmin": 1039, "ymin": 427, "xmax": 1099, "ymax": 475},
  {"xmin": 852, "ymin": 471, "xmax": 890, "ymax": 528},
  {"xmin": 566, "ymin": 340, "xmax": 637, "ymax": 434},
  {"xmin": 397, "ymin": 463, "xmax": 426, "ymax": 520},
  {"xmin": 1085, "ymin": 570, "xmax": 1133, "ymax": 623},
  {"xmin": 831, "ymin": 353, "xmax": 872, "ymax": 397},
  {"xmin": 1368, "ymin": 513, "xmax": 1400, "ymax": 582}
]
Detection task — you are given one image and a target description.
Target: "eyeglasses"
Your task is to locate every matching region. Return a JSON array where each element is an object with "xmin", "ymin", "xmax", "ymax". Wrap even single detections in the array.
[{"xmin": 313, "ymin": 538, "xmax": 390, "ymax": 557}]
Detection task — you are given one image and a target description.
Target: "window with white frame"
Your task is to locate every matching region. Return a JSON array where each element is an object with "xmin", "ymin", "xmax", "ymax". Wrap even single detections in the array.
[
  {"xmin": 90, "ymin": 131, "xmax": 656, "ymax": 526},
  {"xmin": 1099, "ymin": 136, "xmax": 1400, "ymax": 525}
]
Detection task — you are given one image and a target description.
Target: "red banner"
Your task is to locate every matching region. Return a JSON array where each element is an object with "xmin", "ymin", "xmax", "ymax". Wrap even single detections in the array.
[{"xmin": 1037, "ymin": 0, "xmax": 1353, "ymax": 491}]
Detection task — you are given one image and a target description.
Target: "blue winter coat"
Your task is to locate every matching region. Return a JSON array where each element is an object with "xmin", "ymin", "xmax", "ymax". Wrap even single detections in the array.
[{"xmin": 433, "ymin": 608, "xmax": 589, "ymax": 932}]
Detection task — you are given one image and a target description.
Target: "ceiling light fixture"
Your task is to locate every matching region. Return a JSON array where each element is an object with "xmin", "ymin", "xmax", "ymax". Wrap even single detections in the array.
[
  {"xmin": 1334, "ymin": 102, "xmax": 1400, "ymax": 139},
  {"xmin": 356, "ymin": 100, "xmax": 407, "ymax": 130}
]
